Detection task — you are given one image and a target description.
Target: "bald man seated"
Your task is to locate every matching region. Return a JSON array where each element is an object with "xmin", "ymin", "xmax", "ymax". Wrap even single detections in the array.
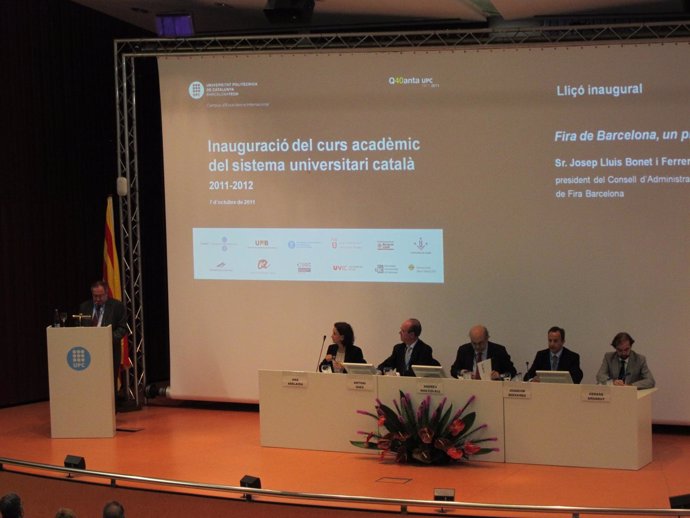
[{"xmin": 450, "ymin": 325, "xmax": 516, "ymax": 380}]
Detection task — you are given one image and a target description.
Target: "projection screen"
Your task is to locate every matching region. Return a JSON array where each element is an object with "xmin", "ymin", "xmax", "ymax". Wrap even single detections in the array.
[{"xmin": 158, "ymin": 42, "xmax": 689, "ymax": 424}]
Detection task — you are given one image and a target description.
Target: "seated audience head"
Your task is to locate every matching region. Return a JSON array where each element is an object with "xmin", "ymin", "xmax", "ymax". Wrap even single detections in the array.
[
  {"xmin": 469, "ymin": 325, "xmax": 489, "ymax": 353},
  {"xmin": 399, "ymin": 318, "xmax": 421, "ymax": 345},
  {"xmin": 611, "ymin": 332, "xmax": 635, "ymax": 359},
  {"xmin": 547, "ymin": 326, "xmax": 565, "ymax": 353},
  {"xmin": 333, "ymin": 322, "xmax": 354, "ymax": 348},
  {"xmin": 102, "ymin": 501, "xmax": 125, "ymax": 518},
  {"xmin": 0, "ymin": 493, "xmax": 23, "ymax": 518},
  {"xmin": 55, "ymin": 508, "xmax": 77, "ymax": 518}
]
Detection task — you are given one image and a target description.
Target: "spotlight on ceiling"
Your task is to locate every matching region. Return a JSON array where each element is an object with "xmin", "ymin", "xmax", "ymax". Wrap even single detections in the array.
[{"xmin": 263, "ymin": 0, "xmax": 315, "ymax": 23}]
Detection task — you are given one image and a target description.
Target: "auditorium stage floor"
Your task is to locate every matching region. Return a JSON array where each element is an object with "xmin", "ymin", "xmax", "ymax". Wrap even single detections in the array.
[{"xmin": 1, "ymin": 401, "xmax": 689, "ymax": 515}]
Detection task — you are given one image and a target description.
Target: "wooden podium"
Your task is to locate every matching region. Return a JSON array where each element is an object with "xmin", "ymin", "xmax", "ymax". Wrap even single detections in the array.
[{"xmin": 46, "ymin": 326, "xmax": 116, "ymax": 438}]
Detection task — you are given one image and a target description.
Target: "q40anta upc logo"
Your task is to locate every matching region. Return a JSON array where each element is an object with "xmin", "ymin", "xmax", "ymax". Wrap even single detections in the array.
[
  {"xmin": 188, "ymin": 81, "xmax": 205, "ymax": 99},
  {"xmin": 66, "ymin": 347, "xmax": 91, "ymax": 371}
]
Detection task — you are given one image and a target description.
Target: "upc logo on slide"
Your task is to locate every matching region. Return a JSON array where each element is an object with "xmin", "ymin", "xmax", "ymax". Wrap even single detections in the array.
[
  {"xmin": 188, "ymin": 81, "xmax": 205, "ymax": 99},
  {"xmin": 66, "ymin": 347, "xmax": 91, "ymax": 371}
]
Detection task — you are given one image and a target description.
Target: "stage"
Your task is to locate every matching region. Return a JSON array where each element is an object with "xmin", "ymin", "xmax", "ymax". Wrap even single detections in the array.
[{"xmin": 1, "ymin": 401, "xmax": 689, "ymax": 517}]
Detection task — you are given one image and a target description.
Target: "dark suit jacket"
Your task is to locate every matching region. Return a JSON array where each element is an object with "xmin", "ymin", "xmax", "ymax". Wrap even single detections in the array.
[
  {"xmin": 79, "ymin": 298, "xmax": 128, "ymax": 377},
  {"xmin": 79, "ymin": 298, "xmax": 128, "ymax": 342},
  {"xmin": 377, "ymin": 339, "xmax": 439, "ymax": 377},
  {"xmin": 450, "ymin": 342, "xmax": 517, "ymax": 379},
  {"xmin": 524, "ymin": 347, "xmax": 583, "ymax": 384},
  {"xmin": 320, "ymin": 343, "xmax": 366, "ymax": 373}
]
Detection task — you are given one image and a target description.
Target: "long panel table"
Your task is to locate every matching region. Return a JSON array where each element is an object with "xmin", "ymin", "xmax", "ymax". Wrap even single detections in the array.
[
  {"xmin": 259, "ymin": 370, "xmax": 505, "ymax": 461},
  {"xmin": 259, "ymin": 371, "xmax": 655, "ymax": 469}
]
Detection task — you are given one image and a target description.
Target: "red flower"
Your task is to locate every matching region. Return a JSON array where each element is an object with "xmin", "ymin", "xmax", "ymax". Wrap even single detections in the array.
[
  {"xmin": 463, "ymin": 441, "xmax": 482, "ymax": 455},
  {"xmin": 449, "ymin": 418, "xmax": 465, "ymax": 436},
  {"xmin": 446, "ymin": 447, "xmax": 463, "ymax": 460},
  {"xmin": 377, "ymin": 415, "xmax": 386, "ymax": 426}
]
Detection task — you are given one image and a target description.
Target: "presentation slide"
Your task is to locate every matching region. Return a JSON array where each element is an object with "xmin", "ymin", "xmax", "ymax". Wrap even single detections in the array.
[{"xmin": 158, "ymin": 43, "xmax": 689, "ymax": 423}]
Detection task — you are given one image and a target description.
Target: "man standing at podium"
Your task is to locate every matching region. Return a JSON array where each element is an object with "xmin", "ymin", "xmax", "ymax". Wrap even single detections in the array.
[{"xmin": 79, "ymin": 280, "xmax": 128, "ymax": 394}]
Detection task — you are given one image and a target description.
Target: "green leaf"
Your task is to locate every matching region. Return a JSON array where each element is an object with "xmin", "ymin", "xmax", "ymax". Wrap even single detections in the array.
[
  {"xmin": 428, "ymin": 397, "xmax": 447, "ymax": 431},
  {"xmin": 461, "ymin": 411, "xmax": 476, "ymax": 431},
  {"xmin": 475, "ymin": 447, "xmax": 497, "ymax": 455},
  {"xmin": 379, "ymin": 403, "xmax": 404, "ymax": 434},
  {"xmin": 437, "ymin": 405, "xmax": 454, "ymax": 436},
  {"xmin": 399, "ymin": 392, "xmax": 418, "ymax": 434},
  {"xmin": 350, "ymin": 440, "xmax": 381, "ymax": 449}
]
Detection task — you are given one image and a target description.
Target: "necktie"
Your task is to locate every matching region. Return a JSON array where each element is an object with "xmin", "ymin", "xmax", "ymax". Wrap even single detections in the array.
[
  {"xmin": 404, "ymin": 346, "xmax": 412, "ymax": 370},
  {"xmin": 551, "ymin": 354, "xmax": 558, "ymax": 370},
  {"xmin": 93, "ymin": 305, "xmax": 102, "ymax": 327},
  {"xmin": 474, "ymin": 352, "xmax": 481, "ymax": 379},
  {"xmin": 618, "ymin": 359, "xmax": 626, "ymax": 380}
]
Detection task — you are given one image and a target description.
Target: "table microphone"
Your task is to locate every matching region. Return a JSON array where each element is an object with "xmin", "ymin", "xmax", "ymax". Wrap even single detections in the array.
[{"xmin": 316, "ymin": 335, "xmax": 327, "ymax": 371}]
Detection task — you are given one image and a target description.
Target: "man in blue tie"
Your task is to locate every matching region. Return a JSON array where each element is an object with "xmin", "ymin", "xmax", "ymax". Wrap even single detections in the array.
[
  {"xmin": 523, "ymin": 326, "xmax": 583, "ymax": 383},
  {"xmin": 377, "ymin": 318, "xmax": 439, "ymax": 376}
]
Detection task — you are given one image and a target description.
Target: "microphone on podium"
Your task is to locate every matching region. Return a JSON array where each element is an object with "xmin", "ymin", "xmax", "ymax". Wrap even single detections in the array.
[{"xmin": 316, "ymin": 335, "xmax": 327, "ymax": 371}]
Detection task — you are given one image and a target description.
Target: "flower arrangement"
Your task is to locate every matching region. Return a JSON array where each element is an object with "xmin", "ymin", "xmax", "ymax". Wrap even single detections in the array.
[{"xmin": 351, "ymin": 391, "xmax": 498, "ymax": 464}]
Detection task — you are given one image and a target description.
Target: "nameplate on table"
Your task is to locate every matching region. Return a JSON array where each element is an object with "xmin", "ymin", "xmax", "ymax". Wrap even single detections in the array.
[
  {"xmin": 581, "ymin": 386, "xmax": 611, "ymax": 402},
  {"xmin": 503, "ymin": 384, "xmax": 532, "ymax": 399},
  {"xmin": 282, "ymin": 373, "xmax": 308, "ymax": 388},
  {"xmin": 416, "ymin": 380, "xmax": 444, "ymax": 395},
  {"xmin": 346, "ymin": 376, "xmax": 375, "ymax": 392}
]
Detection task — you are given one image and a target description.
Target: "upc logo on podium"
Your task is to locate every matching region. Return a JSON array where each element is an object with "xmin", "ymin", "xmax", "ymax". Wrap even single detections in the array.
[{"xmin": 66, "ymin": 347, "xmax": 91, "ymax": 371}]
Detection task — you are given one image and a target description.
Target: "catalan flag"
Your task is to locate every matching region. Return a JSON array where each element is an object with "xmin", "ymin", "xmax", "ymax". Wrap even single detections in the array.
[
  {"xmin": 102, "ymin": 197, "xmax": 131, "ymax": 378},
  {"xmin": 103, "ymin": 196, "xmax": 121, "ymax": 300}
]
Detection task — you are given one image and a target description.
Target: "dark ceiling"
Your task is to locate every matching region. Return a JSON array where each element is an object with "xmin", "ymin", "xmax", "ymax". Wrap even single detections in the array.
[{"xmin": 72, "ymin": 0, "xmax": 690, "ymax": 36}]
